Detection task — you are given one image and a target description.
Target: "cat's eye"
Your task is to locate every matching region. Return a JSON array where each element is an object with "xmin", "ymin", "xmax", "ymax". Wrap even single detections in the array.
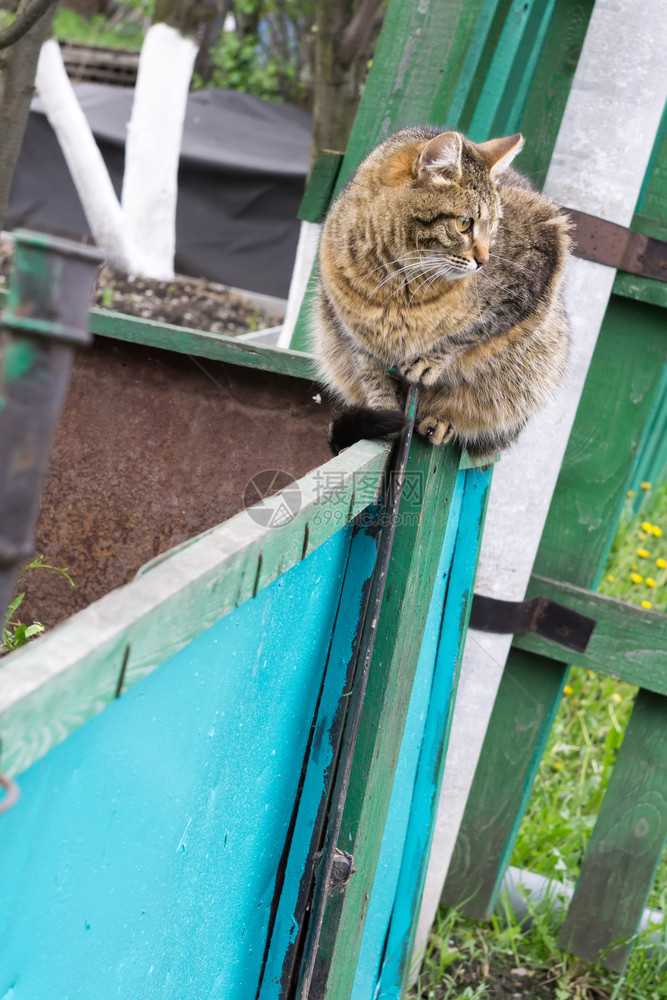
[{"xmin": 456, "ymin": 217, "xmax": 473, "ymax": 233}]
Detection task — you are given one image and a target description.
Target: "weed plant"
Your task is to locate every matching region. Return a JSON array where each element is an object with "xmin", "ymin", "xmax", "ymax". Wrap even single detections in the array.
[{"xmin": 418, "ymin": 481, "xmax": 667, "ymax": 998}]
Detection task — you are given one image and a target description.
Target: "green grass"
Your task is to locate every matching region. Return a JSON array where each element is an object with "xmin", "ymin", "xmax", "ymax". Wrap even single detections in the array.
[
  {"xmin": 417, "ymin": 480, "xmax": 667, "ymax": 999},
  {"xmin": 52, "ymin": 8, "xmax": 146, "ymax": 52}
]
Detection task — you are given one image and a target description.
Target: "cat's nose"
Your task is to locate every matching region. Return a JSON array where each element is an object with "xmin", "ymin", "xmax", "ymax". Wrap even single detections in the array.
[{"xmin": 474, "ymin": 244, "xmax": 489, "ymax": 267}]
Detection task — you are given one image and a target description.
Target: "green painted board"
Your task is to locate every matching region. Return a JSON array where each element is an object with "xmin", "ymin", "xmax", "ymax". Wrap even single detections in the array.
[
  {"xmin": 298, "ymin": 150, "xmax": 344, "ymax": 224},
  {"xmin": 513, "ymin": 0, "xmax": 595, "ymax": 188},
  {"xmin": 310, "ymin": 438, "xmax": 462, "ymax": 998},
  {"xmin": 89, "ymin": 307, "xmax": 315, "ymax": 380},
  {"xmin": 1, "ymin": 289, "xmax": 316, "ymax": 381},
  {"xmin": 558, "ymin": 688, "xmax": 667, "ymax": 971},
  {"xmin": 441, "ymin": 647, "xmax": 567, "ymax": 917},
  {"xmin": 533, "ymin": 296, "xmax": 666, "ymax": 590},
  {"xmin": 512, "ymin": 575, "xmax": 667, "ymax": 694}
]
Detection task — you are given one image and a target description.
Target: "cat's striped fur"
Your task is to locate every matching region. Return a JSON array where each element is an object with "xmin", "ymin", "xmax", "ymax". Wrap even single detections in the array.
[{"xmin": 312, "ymin": 126, "xmax": 572, "ymax": 458}]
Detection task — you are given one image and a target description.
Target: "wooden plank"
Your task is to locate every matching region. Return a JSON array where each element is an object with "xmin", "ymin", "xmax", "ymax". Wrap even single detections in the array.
[
  {"xmin": 258, "ymin": 518, "xmax": 382, "ymax": 999},
  {"xmin": 298, "ymin": 150, "xmax": 344, "ymax": 224},
  {"xmin": 308, "ymin": 437, "xmax": 462, "ymax": 999},
  {"xmin": 0, "ymin": 288, "xmax": 315, "ymax": 380},
  {"xmin": 514, "ymin": 0, "xmax": 595, "ymax": 189},
  {"xmin": 510, "ymin": 575, "xmax": 667, "ymax": 693},
  {"xmin": 441, "ymin": 648, "xmax": 567, "ymax": 917},
  {"xmin": 0, "ymin": 440, "xmax": 389, "ymax": 779},
  {"xmin": 533, "ymin": 296, "xmax": 666, "ymax": 585},
  {"xmin": 467, "ymin": 0, "xmax": 553, "ymax": 142},
  {"xmin": 89, "ymin": 306, "xmax": 315, "ymax": 380},
  {"xmin": 558, "ymin": 688, "xmax": 667, "ymax": 971},
  {"xmin": 347, "ymin": 471, "xmax": 468, "ymax": 999},
  {"xmin": 380, "ymin": 467, "xmax": 493, "ymax": 997}
]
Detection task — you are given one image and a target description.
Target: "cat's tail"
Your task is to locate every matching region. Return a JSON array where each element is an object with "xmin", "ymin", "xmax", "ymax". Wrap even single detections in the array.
[{"xmin": 328, "ymin": 407, "xmax": 405, "ymax": 455}]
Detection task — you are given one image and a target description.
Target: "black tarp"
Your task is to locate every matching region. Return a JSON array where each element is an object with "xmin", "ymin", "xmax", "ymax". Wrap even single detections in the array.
[{"xmin": 7, "ymin": 85, "xmax": 312, "ymax": 297}]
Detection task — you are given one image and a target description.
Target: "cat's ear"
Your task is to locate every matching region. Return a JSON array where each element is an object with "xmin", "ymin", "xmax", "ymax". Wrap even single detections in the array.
[
  {"xmin": 414, "ymin": 132, "xmax": 463, "ymax": 179},
  {"xmin": 476, "ymin": 133, "xmax": 524, "ymax": 177}
]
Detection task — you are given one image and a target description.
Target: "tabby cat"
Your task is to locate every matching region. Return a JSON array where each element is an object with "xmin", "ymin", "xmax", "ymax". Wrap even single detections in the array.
[{"xmin": 311, "ymin": 126, "xmax": 572, "ymax": 458}]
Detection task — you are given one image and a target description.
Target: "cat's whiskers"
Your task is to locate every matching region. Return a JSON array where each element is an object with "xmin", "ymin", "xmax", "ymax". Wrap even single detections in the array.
[
  {"xmin": 476, "ymin": 268, "xmax": 525, "ymax": 302},
  {"xmin": 373, "ymin": 251, "xmax": 445, "ymax": 293},
  {"xmin": 364, "ymin": 251, "xmax": 425, "ymax": 283},
  {"xmin": 407, "ymin": 260, "xmax": 461, "ymax": 303},
  {"xmin": 374, "ymin": 259, "xmax": 434, "ymax": 292},
  {"xmin": 489, "ymin": 251, "xmax": 539, "ymax": 276}
]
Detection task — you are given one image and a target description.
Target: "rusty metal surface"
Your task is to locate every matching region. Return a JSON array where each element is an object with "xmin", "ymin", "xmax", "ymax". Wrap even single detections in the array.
[
  {"xmin": 469, "ymin": 593, "xmax": 596, "ymax": 654},
  {"xmin": 566, "ymin": 207, "xmax": 667, "ymax": 282},
  {"xmin": 16, "ymin": 337, "xmax": 332, "ymax": 628}
]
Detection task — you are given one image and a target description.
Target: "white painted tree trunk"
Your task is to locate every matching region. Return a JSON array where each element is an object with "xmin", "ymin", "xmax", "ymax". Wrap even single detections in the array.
[
  {"xmin": 34, "ymin": 24, "xmax": 197, "ymax": 279},
  {"xmin": 35, "ymin": 39, "xmax": 129, "ymax": 270},
  {"xmin": 414, "ymin": 0, "xmax": 667, "ymax": 968},
  {"xmin": 121, "ymin": 22, "xmax": 198, "ymax": 279}
]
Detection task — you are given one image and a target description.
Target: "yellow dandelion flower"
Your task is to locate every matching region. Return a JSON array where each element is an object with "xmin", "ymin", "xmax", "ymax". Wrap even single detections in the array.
[
  {"xmin": 631, "ymin": 564, "xmax": 638, "ymax": 571},
  {"xmin": 627, "ymin": 490, "xmax": 635, "ymax": 498},
  {"xmin": 553, "ymin": 762, "xmax": 563, "ymax": 771},
  {"xmin": 637, "ymin": 548, "xmax": 651, "ymax": 558},
  {"xmin": 656, "ymin": 557, "xmax": 667, "ymax": 570},
  {"xmin": 641, "ymin": 600, "xmax": 653, "ymax": 609},
  {"xmin": 611, "ymin": 692, "xmax": 622, "ymax": 705},
  {"xmin": 563, "ymin": 685, "xmax": 574, "ymax": 695},
  {"xmin": 641, "ymin": 521, "xmax": 653, "ymax": 533},
  {"xmin": 646, "ymin": 578, "xmax": 656, "ymax": 588},
  {"xmin": 631, "ymin": 572, "xmax": 643, "ymax": 584},
  {"xmin": 652, "ymin": 526, "xmax": 663, "ymax": 538},
  {"xmin": 641, "ymin": 481, "xmax": 652, "ymax": 490},
  {"xmin": 606, "ymin": 574, "xmax": 615, "ymax": 583}
]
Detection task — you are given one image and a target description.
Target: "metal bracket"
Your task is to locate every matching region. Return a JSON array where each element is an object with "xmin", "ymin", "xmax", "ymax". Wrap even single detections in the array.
[
  {"xmin": 566, "ymin": 207, "xmax": 667, "ymax": 282},
  {"xmin": 469, "ymin": 594, "xmax": 596, "ymax": 654},
  {"xmin": 329, "ymin": 848, "xmax": 356, "ymax": 891}
]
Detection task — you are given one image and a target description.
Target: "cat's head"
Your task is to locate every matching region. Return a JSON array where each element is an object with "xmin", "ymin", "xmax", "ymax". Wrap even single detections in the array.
[{"xmin": 369, "ymin": 128, "xmax": 524, "ymax": 278}]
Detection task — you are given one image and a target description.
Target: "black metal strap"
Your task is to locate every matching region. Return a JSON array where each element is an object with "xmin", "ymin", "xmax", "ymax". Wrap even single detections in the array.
[
  {"xmin": 469, "ymin": 593, "xmax": 596, "ymax": 654},
  {"xmin": 566, "ymin": 207, "xmax": 667, "ymax": 282}
]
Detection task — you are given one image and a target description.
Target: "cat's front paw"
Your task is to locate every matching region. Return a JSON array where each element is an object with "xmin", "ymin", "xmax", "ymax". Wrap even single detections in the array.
[
  {"xmin": 416, "ymin": 415, "xmax": 454, "ymax": 446},
  {"xmin": 397, "ymin": 356, "xmax": 440, "ymax": 388}
]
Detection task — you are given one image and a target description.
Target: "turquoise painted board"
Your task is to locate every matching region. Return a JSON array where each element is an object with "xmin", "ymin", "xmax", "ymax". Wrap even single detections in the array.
[
  {"xmin": 257, "ymin": 520, "xmax": 381, "ymax": 997},
  {"xmin": 349, "ymin": 473, "xmax": 465, "ymax": 1000},
  {"xmin": 376, "ymin": 467, "xmax": 491, "ymax": 997},
  {"xmin": 349, "ymin": 466, "xmax": 491, "ymax": 998},
  {"xmin": 0, "ymin": 526, "xmax": 359, "ymax": 1000}
]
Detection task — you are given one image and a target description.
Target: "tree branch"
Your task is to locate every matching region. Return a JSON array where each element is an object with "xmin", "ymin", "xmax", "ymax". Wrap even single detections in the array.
[
  {"xmin": 339, "ymin": 0, "xmax": 383, "ymax": 66},
  {"xmin": 0, "ymin": 0, "xmax": 58, "ymax": 50}
]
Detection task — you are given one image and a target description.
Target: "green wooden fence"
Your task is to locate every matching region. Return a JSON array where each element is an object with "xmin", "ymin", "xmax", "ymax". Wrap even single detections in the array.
[{"xmin": 287, "ymin": 0, "xmax": 667, "ymax": 978}]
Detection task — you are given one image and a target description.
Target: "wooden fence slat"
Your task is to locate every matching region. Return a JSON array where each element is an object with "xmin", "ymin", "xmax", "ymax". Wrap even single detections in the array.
[
  {"xmin": 511, "ymin": 576, "xmax": 667, "ymax": 693},
  {"xmin": 558, "ymin": 689, "xmax": 667, "ymax": 971},
  {"xmin": 308, "ymin": 439, "xmax": 462, "ymax": 998},
  {"xmin": 441, "ymin": 648, "xmax": 567, "ymax": 917},
  {"xmin": 382, "ymin": 467, "xmax": 493, "ymax": 997}
]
